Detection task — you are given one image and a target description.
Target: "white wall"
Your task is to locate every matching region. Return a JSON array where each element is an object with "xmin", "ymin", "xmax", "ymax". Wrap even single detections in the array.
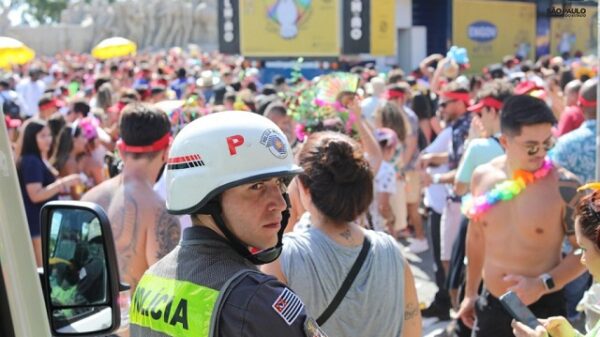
[
  {"xmin": 396, "ymin": 0, "xmax": 412, "ymax": 29},
  {"xmin": 397, "ymin": 26, "xmax": 427, "ymax": 72},
  {"xmin": 6, "ymin": 25, "xmax": 95, "ymax": 56}
]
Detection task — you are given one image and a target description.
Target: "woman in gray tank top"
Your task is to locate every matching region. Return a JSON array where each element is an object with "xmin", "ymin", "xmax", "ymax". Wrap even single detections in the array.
[{"xmin": 263, "ymin": 131, "xmax": 422, "ymax": 337}]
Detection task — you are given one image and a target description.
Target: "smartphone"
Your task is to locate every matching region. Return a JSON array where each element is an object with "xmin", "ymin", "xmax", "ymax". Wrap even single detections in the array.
[{"xmin": 499, "ymin": 291, "xmax": 540, "ymax": 329}]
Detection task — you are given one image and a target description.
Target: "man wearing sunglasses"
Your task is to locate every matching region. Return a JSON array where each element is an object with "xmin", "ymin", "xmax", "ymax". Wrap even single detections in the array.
[
  {"xmin": 450, "ymin": 79, "xmax": 513, "ymax": 336},
  {"xmin": 458, "ymin": 95, "xmax": 585, "ymax": 337},
  {"xmin": 418, "ymin": 81, "xmax": 472, "ymax": 321}
]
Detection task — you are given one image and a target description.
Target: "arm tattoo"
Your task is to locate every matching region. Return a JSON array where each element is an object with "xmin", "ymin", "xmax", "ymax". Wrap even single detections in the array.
[
  {"xmin": 339, "ymin": 229, "xmax": 352, "ymax": 240},
  {"xmin": 155, "ymin": 208, "xmax": 181, "ymax": 259},
  {"xmin": 558, "ymin": 169, "xmax": 582, "ymax": 236},
  {"xmin": 404, "ymin": 302, "xmax": 419, "ymax": 321}
]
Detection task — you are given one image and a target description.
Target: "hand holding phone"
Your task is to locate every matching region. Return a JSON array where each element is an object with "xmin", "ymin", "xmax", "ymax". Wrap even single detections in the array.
[{"xmin": 499, "ymin": 291, "xmax": 540, "ymax": 330}]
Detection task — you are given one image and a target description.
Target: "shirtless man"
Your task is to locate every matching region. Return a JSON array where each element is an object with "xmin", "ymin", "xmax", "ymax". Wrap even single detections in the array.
[
  {"xmin": 457, "ymin": 95, "xmax": 586, "ymax": 337},
  {"xmin": 82, "ymin": 103, "xmax": 180, "ymax": 293}
]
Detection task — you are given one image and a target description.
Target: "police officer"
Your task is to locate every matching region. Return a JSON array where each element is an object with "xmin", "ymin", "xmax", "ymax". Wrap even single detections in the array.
[{"xmin": 130, "ymin": 111, "xmax": 327, "ymax": 337}]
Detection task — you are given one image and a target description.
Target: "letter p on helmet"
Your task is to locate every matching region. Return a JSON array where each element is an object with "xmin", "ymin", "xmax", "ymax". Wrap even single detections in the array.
[{"xmin": 227, "ymin": 135, "xmax": 245, "ymax": 155}]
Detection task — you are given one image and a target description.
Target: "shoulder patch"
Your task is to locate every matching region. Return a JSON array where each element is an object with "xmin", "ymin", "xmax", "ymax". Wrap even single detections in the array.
[
  {"xmin": 304, "ymin": 317, "xmax": 328, "ymax": 337},
  {"xmin": 272, "ymin": 287, "xmax": 304, "ymax": 326}
]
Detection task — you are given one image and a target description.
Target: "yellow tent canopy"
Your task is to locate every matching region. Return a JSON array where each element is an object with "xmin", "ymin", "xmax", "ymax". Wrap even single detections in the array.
[
  {"xmin": 91, "ymin": 37, "xmax": 137, "ymax": 60},
  {"xmin": 0, "ymin": 36, "xmax": 35, "ymax": 68}
]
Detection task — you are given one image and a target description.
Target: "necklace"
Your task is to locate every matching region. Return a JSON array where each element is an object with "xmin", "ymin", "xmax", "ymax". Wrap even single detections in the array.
[{"xmin": 462, "ymin": 157, "xmax": 554, "ymax": 219}]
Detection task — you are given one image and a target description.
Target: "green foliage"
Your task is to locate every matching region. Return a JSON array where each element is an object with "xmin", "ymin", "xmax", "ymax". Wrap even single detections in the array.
[{"xmin": 26, "ymin": 0, "xmax": 69, "ymax": 24}]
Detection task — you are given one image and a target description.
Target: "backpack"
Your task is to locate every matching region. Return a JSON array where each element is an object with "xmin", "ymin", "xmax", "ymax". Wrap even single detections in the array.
[{"xmin": 1, "ymin": 93, "xmax": 20, "ymax": 119}]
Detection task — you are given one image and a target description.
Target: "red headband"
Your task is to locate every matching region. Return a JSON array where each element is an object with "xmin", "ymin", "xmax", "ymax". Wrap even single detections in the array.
[
  {"xmin": 440, "ymin": 91, "xmax": 471, "ymax": 104},
  {"xmin": 117, "ymin": 132, "xmax": 172, "ymax": 153},
  {"xmin": 468, "ymin": 97, "xmax": 503, "ymax": 112},
  {"xmin": 579, "ymin": 95, "xmax": 597, "ymax": 108},
  {"xmin": 39, "ymin": 100, "xmax": 57, "ymax": 111},
  {"xmin": 385, "ymin": 90, "xmax": 405, "ymax": 100}
]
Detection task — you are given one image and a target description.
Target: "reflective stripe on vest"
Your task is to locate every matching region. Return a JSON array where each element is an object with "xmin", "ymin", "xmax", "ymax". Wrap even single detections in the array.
[{"xmin": 130, "ymin": 274, "xmax": 219, "ymax": 337}]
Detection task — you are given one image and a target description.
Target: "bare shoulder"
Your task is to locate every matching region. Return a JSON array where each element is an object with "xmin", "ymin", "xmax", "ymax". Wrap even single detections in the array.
[
  {"xmin": 81, "ymin": 177, "xmax": 117, "ymax": 209},
  {"xmin": 471, "ymin": 156, "xmax": 506, "ymax": 195},
  {"xmin": 131, "ymin": 183, "xmax": 181, "ymax": 258}
]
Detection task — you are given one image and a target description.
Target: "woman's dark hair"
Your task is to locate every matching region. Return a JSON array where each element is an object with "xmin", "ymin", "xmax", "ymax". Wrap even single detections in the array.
[
  {"xmin": 50, "ymin": 126, "xmax": 82, "ymax": 172},
  {"xmin": 500, "ymin": 95, "xmax": 557, "ymax": 136},
  {"xmin": 297, "ymin": 131, "xmax": 373, "ymax": 223},
  {"xmin": 72, "ymin": 100, "xmax": 91, "ymax": 117},
  {"xmin": 559, "ymin": 68, "xmax": 574, "ymax": 90},
  {"xmin": 576, "ymin": 191, "xmax": 600, "ymax": 250},
  {"xmin": 375, "ymin": 102, "xmax": 407, "ymax": 142},
  {"xmin": 20, "ymin": 119, "xmax": 47, "ymax": 161},
  {"xmin": 47, "ymin": 113, "xmax": 66, "ymax": 158},
  {"xmin": 411, "ymin": 93, "xmax": 433, "ymax": 121}
]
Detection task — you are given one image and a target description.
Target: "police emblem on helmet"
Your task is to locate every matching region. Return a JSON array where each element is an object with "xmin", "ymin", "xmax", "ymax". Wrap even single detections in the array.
[{"xmin": 260, "ymin": 129, "xmax": 288, "ymax": 159}]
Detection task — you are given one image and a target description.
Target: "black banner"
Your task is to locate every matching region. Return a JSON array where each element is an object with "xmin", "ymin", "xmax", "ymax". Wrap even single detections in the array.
[
  {"xmin": 218, "ymin": 0, "xmax": 240, "ymax": 54},
  {"xmin": 342, "ymin": 0, "xmax": 371, "ymax": 54}
]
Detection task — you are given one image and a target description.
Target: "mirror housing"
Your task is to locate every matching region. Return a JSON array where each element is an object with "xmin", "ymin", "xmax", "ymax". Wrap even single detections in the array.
[{"xmin": 41, "ymin": 201, "xmax": 121, "ymax": 336}]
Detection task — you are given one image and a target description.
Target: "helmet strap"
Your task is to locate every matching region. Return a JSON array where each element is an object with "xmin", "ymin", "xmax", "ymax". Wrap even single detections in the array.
[{"xmin": 199, "ymin": 194, "xmax": 291, "ymax": 265}]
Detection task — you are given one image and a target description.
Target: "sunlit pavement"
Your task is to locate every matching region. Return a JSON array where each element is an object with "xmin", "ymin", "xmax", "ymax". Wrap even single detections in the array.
[{"xmin": 399, "ymin": 238, "xmax": 453, "ymax": 337}]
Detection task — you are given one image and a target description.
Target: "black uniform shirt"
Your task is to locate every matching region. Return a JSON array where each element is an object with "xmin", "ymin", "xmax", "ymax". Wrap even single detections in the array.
[{"xmin": 131, "ymin": 226, "xmax": 327, "ymax": 337}]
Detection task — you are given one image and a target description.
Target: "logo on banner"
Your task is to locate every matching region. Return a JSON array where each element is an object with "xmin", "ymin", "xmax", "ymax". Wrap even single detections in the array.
[
  {"xmin": 468, "ymin": 21, "xmax": 497, "ymax": 42},
  {"xmin": 267, "ymin": 0, "xmax": 312, "ymax": 40},
  {"xmin": 349, "ymin": 0, "xmax": 364, "ymax": 40},
  {"xmin": 546, "ymin": 6, "xmax": 587, "ymax": 17},
  {"xmin": 222, "ymin": 0, "xmax": 235, "ymax": 42}
]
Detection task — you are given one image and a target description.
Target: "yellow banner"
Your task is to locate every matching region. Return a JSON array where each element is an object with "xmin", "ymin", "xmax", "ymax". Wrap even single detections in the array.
[
  {"xmin": 453, "ymin": 0, "xmax": 536, "ymax": 73},
  {"xmin": 550, "ymin": 6, "xmax": 598, "ymax": 57},
  {"xmin": 370, "ymin": 0, "xmax": 396, "ymax": 56},
  {"xmin": 240, "ymin": 0, "xmax": 339, "ymax": 57}
]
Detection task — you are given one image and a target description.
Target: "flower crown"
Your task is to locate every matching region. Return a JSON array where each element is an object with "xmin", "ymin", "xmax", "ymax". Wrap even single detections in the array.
[
  {"xmin": 78, "ymin": 117, "xmax": 99, "ymax": 140},
  {"xmin": 285, "ymin": 63, "xmax": 359, "ymax": 140}
]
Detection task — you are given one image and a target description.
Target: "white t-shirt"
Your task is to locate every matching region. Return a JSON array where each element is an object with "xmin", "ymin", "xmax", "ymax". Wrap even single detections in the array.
[
  {"xmin": 360, "ymin": 96, "xmax": 385, "ymax": 128},
  {"xmin": 422, "ymin": 127, "xmax": 452, "ymax": 214},
  {"xmin": 16, "ymin": 78, "xmax": 45, "ymax": 117}
]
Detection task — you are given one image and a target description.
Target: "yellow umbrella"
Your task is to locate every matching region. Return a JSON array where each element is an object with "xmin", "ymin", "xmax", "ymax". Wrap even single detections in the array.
[
  {"xmin": 91, "ymin": 37, "xmax": 136, "ymax": 60},
  {"xmin": 0, "ymin": 36, "xmax": 35, "ymax": 68}
]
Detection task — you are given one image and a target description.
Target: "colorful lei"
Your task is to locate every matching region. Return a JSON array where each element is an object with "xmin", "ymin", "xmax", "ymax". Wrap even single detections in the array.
[{"xmin": 461, "ymin": 157, "xmax": 554, "ymax": 219}]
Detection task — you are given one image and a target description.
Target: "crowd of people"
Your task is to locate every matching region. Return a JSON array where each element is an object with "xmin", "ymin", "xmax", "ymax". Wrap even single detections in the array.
[{"xmin": 3, "ymin": 46, "xmax": 600, "ymax": 337}]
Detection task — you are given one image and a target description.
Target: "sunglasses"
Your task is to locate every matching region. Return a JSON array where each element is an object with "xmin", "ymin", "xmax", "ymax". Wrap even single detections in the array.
[
  {"xmin": 439, "ymin": 100, "xmax": 457, "ymax": 108},
  {"xmin": 516, "ymin": 138, "xmax": 556, "ymax": 156}
]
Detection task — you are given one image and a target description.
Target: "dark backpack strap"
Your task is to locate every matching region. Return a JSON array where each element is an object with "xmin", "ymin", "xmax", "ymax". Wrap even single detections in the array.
[{"xmin": 316, "ymin": 235, "xmax": 371, "ymax": 326}]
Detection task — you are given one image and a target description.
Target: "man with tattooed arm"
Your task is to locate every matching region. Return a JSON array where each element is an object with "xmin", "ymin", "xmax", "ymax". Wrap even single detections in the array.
[
  {"xmin": 83, "ymin": 103, "xmax": 180, "ymax": 294},
  {"xmin": 456, "ymin": 95, "xmax": 586, "ymax": 337}
]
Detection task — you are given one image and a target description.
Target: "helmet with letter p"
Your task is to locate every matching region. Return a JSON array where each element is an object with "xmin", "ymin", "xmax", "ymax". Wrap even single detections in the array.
[{"xmin": 165, "ymin": 111, "xmax": 302, "ymax": 264}]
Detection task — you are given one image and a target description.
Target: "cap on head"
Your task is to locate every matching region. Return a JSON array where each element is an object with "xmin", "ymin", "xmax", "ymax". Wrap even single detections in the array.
[{"xmin": 166, "ymin": 111, "xmax": 302, "ymax": 214}]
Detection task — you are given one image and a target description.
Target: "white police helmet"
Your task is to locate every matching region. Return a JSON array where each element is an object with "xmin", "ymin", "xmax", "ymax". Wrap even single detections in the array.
[{"xmin": 166, "ymin": 110, "xmax": 302, "ymax": 215}]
